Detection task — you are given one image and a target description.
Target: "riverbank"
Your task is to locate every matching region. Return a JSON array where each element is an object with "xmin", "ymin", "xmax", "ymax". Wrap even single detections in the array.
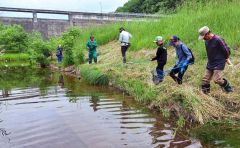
[{"xmin": 78, "ymin": 41, "xmax": 240, "ymax": 124}]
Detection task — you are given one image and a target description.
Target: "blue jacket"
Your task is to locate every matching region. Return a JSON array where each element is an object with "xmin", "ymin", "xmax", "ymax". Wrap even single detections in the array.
[{"xmin": 175, "ymin": 42, "xmax": 192, "ymax": 66}]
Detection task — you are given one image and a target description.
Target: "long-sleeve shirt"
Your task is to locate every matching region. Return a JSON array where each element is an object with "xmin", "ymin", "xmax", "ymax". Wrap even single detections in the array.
[
  {"xmin": 175, "ymin": 42, "xmax": 192, "ymax": 66},
  {"xmin": 119, "ymin": 30, "xmax": 132, "ymax": 46},
  {"xmin": 205, "ymin": 35, "xmax": 230, "ymax": 70},
  {"xmin": 152, "ymin": 45, "xmax": 167, "ymax": 64},
  {"xmin": 86, "ymin": 40, "xmax": 97, "ymax": 51}
]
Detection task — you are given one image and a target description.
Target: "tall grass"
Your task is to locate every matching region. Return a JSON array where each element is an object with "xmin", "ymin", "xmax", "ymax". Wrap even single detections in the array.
[
  {"xmin": 77, "ymin": 0, "xmax": 240, "ymax": 124},
  {"xmin": 80, "ymin": 65, "xmax": 109, "ymax": 85},
  {"xmin": 75, "ymin": 0, "xmax": 240, "ymax": 62},
  {"xmin": 0, "ymin": 53, "xmax": 30, "ymax": 62}
]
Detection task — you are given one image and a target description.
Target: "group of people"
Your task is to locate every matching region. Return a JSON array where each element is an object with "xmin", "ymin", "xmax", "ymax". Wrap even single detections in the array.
[
  {"xmin": 56, "ymin": 25, "xmax": 233, "ymax": 94},
  {"xmin": 119, "ymin": 26, "xmax": 233, "ymax": 94}
]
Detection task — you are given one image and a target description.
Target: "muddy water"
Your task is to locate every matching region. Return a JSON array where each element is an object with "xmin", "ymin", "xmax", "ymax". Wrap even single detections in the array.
[{"xmin": 0, "ymin": 68, "xmax": 202, "ymax": 148}]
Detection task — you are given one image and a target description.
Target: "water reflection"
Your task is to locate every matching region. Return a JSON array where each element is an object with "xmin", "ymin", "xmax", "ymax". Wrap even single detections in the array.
[
  {"xmin": 1, "ymin": 89, "xmax": 10, "ymax": 98},
  {"xmin": 58, "ymin": 74, "xmax": 64, "ymax": 88},
  {"xmin": 90, "ymin": 95, "xmax": 100, "ymax": 112},
  {"xmin": 0, "ymin": 68, "xmax": 204, "ymax": 148}
]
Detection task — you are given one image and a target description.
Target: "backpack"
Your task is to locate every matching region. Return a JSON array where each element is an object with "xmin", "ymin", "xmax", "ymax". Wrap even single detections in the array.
[
  {"xmin": 56, "ymin": 49, "xmax": 61, "ymax": 56},
  {"xmin": 181, "ymin": 45, "xmax": 195, "ymax": 64}
]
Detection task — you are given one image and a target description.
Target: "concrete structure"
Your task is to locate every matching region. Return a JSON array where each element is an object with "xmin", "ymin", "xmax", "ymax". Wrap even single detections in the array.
[{"xmin": 0, "ymin": 7, "xmax": 161, "ymax": 38}]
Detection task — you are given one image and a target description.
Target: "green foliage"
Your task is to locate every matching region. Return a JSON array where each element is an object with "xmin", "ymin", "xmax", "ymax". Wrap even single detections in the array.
[
  {"xmin": 0, "ymin": 24, "xmax": 28, "ymax": 52},
  {"xmin": 28, "ymin": 32, "xmax": 51, "ymax": 67},
  {"xmin": 114, "ymin": 0, "xmax": 240, "ymax": 62},
  {"xmin": 80, "ymin": 65, "xmax": 109, "ymax": 85},
  {"xmin": 116, "ymin": 0, "xmax": 182, "ymax": 14},
  {"xmin": 61, "ymin": 27, "xmax": 81, "ymax": 67},
  {"xmin": 0, "ymin": 53, "xmax": 29, "ymax": 62},
  {"xmin": 73, "ymin": 44, "xmax": 85, "ymax": 65},
  {"xmin": 191, "ymin": 120, "xmax": 240, "ymax": 147}
]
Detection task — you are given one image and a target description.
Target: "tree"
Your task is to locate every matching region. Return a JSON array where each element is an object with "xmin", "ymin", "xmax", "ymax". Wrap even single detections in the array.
[{"xmin": 0, "ymin": 24, "xmax": 28, "ymax": 52}]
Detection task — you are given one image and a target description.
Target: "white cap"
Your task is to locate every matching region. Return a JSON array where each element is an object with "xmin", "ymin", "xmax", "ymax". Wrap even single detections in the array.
[
  {"xmin": 198, "ymin": 26, "xmax": 210, "ymax": 40},
  {"xmin": 153, "ymin": 36, "xmax": 163, "ymax": 42}
]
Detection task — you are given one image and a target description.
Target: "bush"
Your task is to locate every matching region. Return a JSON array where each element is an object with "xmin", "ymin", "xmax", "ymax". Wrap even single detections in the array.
[
  {"xmin": 60, "ymin": 27, "xmax": 81, "ymax": 67},
  {"xmin": 0, "ymin": 24, "xmax": 28, "ymax": 52},
  {"xmin": 28, "ymin": 32, "xmax": 51, "ymax": 67}
]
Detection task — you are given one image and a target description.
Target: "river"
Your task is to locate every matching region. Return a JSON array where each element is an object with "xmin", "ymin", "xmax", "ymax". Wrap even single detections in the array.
[{"xmin": 0, "ymin": 67, "xmax": 210, "ymax": 148}]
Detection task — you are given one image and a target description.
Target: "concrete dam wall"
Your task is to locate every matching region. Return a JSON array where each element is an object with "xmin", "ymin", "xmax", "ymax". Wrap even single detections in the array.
[{"xmin": 0, "ymin": 7, "xmax": 161, "ymax": 38}]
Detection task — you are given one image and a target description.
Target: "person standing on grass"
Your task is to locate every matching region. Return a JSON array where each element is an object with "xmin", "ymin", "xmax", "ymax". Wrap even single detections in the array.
[
  {"xmin": 119, "ymin": 27, "xmax": 132, "ymax": 64},
  {"xmin": 198, "ymin": 26, "xmax": 233, "ymax": 94},
  {"xmin": 151, "ymin": 36, "xmax": 167, "ymax": 84},
  {"xmin": 56, "ymin": 44, "xmax": 63, "ymax": 63},
  {"xmin": 86, "ymin": 35, "xmax": 98, "ymax": 64},
  {"xmin": 169, "ymin": 36, "xmax": 193, "ymax": 84}
]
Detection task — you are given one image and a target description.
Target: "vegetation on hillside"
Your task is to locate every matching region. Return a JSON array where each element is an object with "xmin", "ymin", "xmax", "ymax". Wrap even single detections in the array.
[
  {"xmin": 116, "ymin": 0, "xmax": 183, "ymax": 14},
  {"xmin": 75, "ymin": 0, "xmax": 240, "ymax": 124}
]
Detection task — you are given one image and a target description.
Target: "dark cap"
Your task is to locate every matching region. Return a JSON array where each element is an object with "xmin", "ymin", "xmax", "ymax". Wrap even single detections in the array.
[{"xmin": 169, "ymin": 36, "xmax": 180, "ymax": 46}]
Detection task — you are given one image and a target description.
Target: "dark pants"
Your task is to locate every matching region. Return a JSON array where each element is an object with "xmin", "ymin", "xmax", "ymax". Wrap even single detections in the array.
[
  {"xmin": 121, "ymin": 46, "xmax": 129, "ymax": 63},
  {"xmin": 89, "ymin": 50, "xmax": 97, "ymax": 64},
  {"xmin": 57, "ymin": 56, "xmax": 63, "ymax": 63},
  {"xmin": 170, "ymin": 65, "xmax": 188, "ymax": 84},
  {"xmin": 156, "ymin": 62, "xmax": 166, "ymax": 80}
]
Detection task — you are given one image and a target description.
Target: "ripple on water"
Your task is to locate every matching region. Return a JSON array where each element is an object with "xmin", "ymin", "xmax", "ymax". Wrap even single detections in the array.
[{"xmin": 0, "ymin": 73, "xmax": 203, "ymax": 148}]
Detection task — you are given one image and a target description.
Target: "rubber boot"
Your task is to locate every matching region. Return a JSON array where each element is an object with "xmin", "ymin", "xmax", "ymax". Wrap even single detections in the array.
[
  {"xmin": 176, "ymin": 78, "xmax": 182, "ymax": 85},
  {"xmin": 220, "ymin": 78, "xmax": 233, "ymax": 93},
  {"xmin": 170, "ymin": 74, "xmax": 182, "ymax": 85},
  {"xmin": 123, "ymin": 56, "xmax": 126, "ymax": 64},
  {"xmin": 201, "ymin": 84, "xmax": 210, "ymax": 94}
]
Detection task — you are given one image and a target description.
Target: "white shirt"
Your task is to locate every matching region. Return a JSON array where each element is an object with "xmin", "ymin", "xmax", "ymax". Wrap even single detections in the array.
[{"xmin": 119, "ymin": 30, "xmax": 132, "ymax": 46}]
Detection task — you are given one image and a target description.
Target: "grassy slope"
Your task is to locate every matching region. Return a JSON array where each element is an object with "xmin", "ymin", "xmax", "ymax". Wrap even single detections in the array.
[
  {"xmin": 78, "ymin": 0, "xmax": 240, "ymax": 124},
  {"xmin": 80, "ymin": 41, "xmax": 240, "ymax": 124}
]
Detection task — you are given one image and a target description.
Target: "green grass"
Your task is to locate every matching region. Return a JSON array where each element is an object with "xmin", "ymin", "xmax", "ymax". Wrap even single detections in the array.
[
  {"xmin": 0, "ymin": 53, "xmax": 30, "ymax": 62},
  {"xmin": 74, "ymin": 0, "xmax": 240, "ymax": 63},
  {"xmin": 80, "ymin": 65, "xmax": 109, "ymax": 85}
]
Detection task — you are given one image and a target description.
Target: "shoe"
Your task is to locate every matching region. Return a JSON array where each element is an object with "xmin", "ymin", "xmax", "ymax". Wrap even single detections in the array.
[
  {"xmin": 177, "ymin": 79, "xmax": 182, "ymax": 85},
  {"xmin": 202, "ymin": 84, "xmax": 210, "ymax": 94},
  {"xmin": 221, "ymin": 78, "xmax": 233, "ymax": 93}
]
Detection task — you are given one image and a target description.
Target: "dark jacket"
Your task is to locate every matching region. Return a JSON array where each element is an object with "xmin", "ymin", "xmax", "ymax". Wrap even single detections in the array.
[
  {"xmin": 205, "ymin": 35, "xmax": 230, "ymax": 70},
  {"xmin": 56, "ymin": 47, "xmax": 63, "ymax": 57},
  {"xmin": 152, "ymin": 45, "xmax": 167, "ymax": 64}
]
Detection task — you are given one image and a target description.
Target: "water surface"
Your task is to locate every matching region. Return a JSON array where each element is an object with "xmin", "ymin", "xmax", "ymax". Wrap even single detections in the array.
[{"xmin": 0, "ymin": 68, "xmax": 203, "ymax": 148}]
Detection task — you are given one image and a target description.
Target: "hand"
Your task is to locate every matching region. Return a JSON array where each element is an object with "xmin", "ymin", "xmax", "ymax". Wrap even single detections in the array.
[{"xmin": 226, "ymin": 58, "xmax": 233, "ymax": 66}]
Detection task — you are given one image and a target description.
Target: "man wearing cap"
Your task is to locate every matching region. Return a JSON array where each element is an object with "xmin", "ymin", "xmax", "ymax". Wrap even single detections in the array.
[
  {"xmin": 169, "ymin": 36, "xmax": 193, "ymax": 84},
  {"xmin": 119, "ymin": 27, "xmax": 132, "ymax": 63},
  {"xmin": 151, "ymin": 36, "xmax": 167, "ymax": 84},
  {"xmin": 198, "ymin": 26, "xmax": 233, "ymax": 94}
]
